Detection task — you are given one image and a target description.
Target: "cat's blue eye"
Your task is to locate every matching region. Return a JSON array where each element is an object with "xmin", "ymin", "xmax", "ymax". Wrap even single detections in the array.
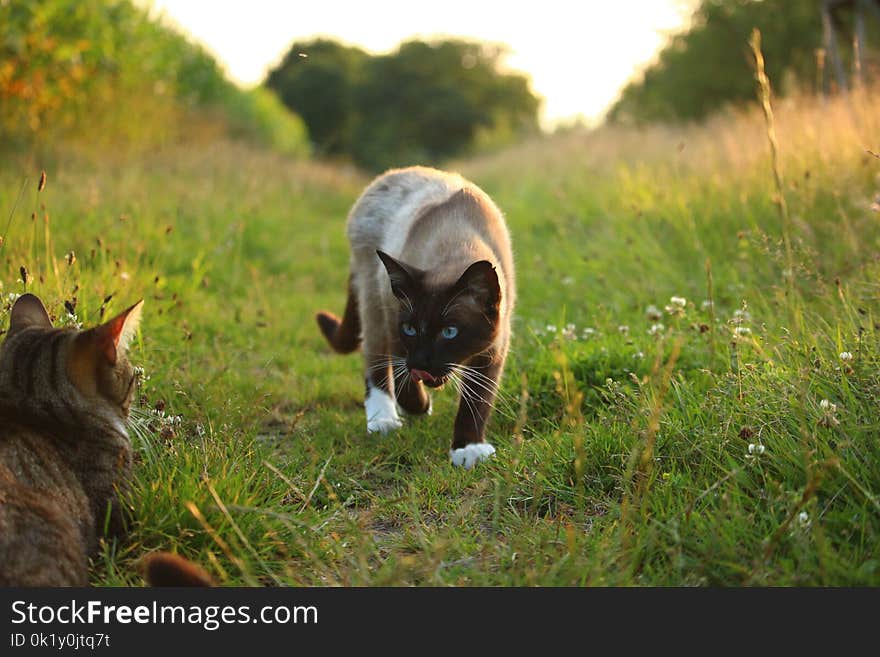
[
  {"xmin": 441, "ymin": 325, "xmax": 458, "ymax": 339},
  {"xmin": 402, "ymin": 322, "xmax": 417, "ymax": 337}
]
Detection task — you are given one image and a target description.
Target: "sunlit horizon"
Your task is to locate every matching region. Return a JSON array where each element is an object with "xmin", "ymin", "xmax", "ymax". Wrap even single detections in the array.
[{"xmin": 144, "ymin": 0, "xmax": 692, "ymax": 128}]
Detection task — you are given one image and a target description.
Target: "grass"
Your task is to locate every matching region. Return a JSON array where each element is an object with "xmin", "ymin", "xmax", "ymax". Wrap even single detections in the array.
[{"xmin": 1, "ymin": 88, "xmax": 879, "ymax": 586}]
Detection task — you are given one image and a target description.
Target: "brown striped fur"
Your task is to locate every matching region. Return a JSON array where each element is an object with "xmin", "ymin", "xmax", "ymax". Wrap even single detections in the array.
[{"xmin": 0, "ymin": 294, "xmax": 142, "ymax": 586}]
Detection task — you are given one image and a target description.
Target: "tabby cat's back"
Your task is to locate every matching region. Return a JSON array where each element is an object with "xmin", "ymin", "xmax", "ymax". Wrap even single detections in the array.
[{"xmin": 0, "ymin": 294, "xmax": 142, "ymax": 586}]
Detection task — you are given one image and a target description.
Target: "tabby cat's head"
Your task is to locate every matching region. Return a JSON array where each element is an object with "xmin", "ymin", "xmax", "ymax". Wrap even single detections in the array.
[
  {"xmin": 377, "ymin": 250, "xmax": 500, "ymax": 387},
  {"xmin": 1, "ymin": 294, "xmax": 144, "ymax": 424}
]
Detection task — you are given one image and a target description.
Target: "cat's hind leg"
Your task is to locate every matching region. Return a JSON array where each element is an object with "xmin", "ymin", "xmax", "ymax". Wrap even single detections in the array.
[
  {"xmin": 395, "ymin": 369, "xmax": 432, "ymax": 416},
  {"xmin": 316, "ymin": 274, "xmax": 361, "ymax": 353}
]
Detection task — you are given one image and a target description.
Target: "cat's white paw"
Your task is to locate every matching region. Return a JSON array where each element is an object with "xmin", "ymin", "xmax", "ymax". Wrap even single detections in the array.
[
  {"xmin": 449, "ymin": 443, "xmax": 496, "ymax": 469},
  {"xmin": 365, "ymin": 386, "xmax": 402, "ymax": 434}
]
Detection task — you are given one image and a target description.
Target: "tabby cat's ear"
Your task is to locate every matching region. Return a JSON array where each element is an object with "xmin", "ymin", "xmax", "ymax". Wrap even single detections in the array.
[
  {"xmin": 93, "ymin": 300, "xmax": 144, "ymax": 365},
  {"xmin": 453, "ymin": 261, "xmax": 501, "ymax": 312},
  {"xmin": 377, "ymin": 250, "xmax": 418, "ymax": 302},
  {"xmin": 9, "ymin": 294, "xmax": 52, "ymax": 333}
]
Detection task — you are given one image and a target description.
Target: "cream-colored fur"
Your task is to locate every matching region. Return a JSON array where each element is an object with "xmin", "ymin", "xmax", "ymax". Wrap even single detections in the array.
[
  {"xmin": 344, "ymin": 167, "xmax": 514, "ymax": 466},
  {"xmin": 347, "ymin": 165, "xmax": 515, "ymax": 384}
]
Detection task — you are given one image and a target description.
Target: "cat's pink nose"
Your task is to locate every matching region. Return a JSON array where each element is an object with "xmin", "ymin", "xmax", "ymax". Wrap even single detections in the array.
[{"xmin": 410, "ymin": 369, "xmax": 436, "ymax": 384}]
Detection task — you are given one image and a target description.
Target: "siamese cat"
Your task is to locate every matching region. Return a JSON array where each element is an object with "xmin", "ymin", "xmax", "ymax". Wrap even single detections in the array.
[{"xmin": 317, "ymin": 166, "xmax": 515, "ymax": 469}]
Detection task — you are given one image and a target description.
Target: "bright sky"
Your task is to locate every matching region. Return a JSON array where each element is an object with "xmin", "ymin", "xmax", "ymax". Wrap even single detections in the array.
[{"xmin": 145, "ymin": 0, "xmax": 692, "ymax": 127}]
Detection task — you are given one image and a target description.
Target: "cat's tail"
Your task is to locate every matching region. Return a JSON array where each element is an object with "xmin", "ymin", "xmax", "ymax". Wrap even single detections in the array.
[
  {"xmin": 141, "ymin": 552, "xmax": 216, "ymax": 587},
  {"xmin": 316, "ymin": 275, "xmax": 361, "ymax": 354}
]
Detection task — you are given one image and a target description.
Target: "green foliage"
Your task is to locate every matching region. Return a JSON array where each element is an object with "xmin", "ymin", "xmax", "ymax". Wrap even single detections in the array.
[
  {"xmin": 0, "ymin": 0, "xmax": 308, "ymax": 155},
  {"xmin": 266, "ymin": 39, "xmax": 368, "ymax": 157},
  {"xmin": 609, "ymin": 0, "xmax": 824, "ymax": 123},
  {"xmin": 266, "ymin": 38, "xmax": 540, "ymax": 170}
]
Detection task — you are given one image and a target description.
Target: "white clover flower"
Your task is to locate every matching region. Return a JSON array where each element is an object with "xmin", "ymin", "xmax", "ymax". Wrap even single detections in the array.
[
  {"xmin": 545, "ymin": 324, "xmax": 557, "ymax": 334},
  {"xmin": 839, "ymin": 351, "xmax": 853, "ymax": 362},
  {"xmin": 581, "ymin": 327, "xmax": 597, "ymax": 339},
  {"xmin": 732, "ymin": 308, "xmax": 752, "ymax": 325},
  {"xmin": 648, "ymin": 323, "xmax": 665, "ymax": 336},
  {"xmin": 665, "ymin": 296, "xmax": 687, "ymax": 316},
  {"xmin": 617, "ymin": 325, "xmax": 629, "ymax": 335},
  {"xmin": 735, "ymin": 327, "xmax": 752, "ymax": 336},
  {"xmin": 646, "ymin": 305, "xmax": 662, "ymax": 321},
  {"xmin": 798, "ymin": 511, "xmax": 811, "ymax": 528},
  {"xmin": 562, "ymin": 323, "xmax": 577, "ymax": 340},
  {"xmin": 818, "ymin": 399, "xmax": 840, "ymax": 427}
]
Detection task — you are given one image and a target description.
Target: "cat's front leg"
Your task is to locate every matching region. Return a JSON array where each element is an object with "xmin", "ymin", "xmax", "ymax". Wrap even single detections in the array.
[
  {"xmin": 449, "ymin": 358, "xmax": 501, "ymax": 469},
  {"xmin": 363, "ymin": 354, "xmax": 403, "ymax": 434}
]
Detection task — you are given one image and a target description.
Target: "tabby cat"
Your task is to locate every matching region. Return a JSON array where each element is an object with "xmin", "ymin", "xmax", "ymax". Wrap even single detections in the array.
[
  {"xmin": 0, "ymin": 293, "xmax": 142, "ymax": 586},
  {"xmin": 316, "ymin": 166, "xmax": 515, "ymax": 469}
]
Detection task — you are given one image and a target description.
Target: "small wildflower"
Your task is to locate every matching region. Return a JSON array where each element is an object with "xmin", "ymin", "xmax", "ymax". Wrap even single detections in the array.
[
  {"xmin": 633, "ymin": 351, "xmax": 645, "ymax": 360},
  {"xmin": 735, "ymin": 326, "xmax": 752, "ymax": 336},
  {"xmin": 701, "ymin": 300, "xmax": 714, "ymax": 311},
  {"xmin": 545, "ymin": 324, "xmax": 557, "ymax": 334},
  {"xmin": 648, "ymin": 323, "xmax": 665, "ymax": 336},
  {"xmin": 798, "ymin": 511, "xmax": 811, "ymax": 529},
  {"xmin": 581, "ymin": 327, "xmax": 597, "ymax": 339},
  {"xmin": 562, "ymin": 323, "xmax": 577, "ymax": 340},
  {"xmin": 665, "ymin": 296, "xmax": 687, "ymax": 316},
  {"xmin": 818, "ymin": 399, "xmax": 840, "ymax": 427},
  {"xmin": 617, "ymin": 325, "xmax": 629, "ymax": 335},
  {"xmin": 839, "ymin": 351, "xmax": 853, "ymax": 362},
  {"xmin": 732, "ymin": 308, "xmax": 751, "ymax": 325},
  {"xmin": 646, "ymin": 305, "xmax": 662, "ymax": 321}
]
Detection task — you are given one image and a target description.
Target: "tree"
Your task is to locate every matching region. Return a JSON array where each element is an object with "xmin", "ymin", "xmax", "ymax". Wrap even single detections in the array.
[
  {"xmin": 609, "ymin": 0, "xmax": 825, "ymax": 124},
  {"xmin": 266, "ymin": 39, "xmax": 368, "ymax": 156},
  {"xmin": 266, "ymin": 38, "xmax": 540, "ymax": 169}
]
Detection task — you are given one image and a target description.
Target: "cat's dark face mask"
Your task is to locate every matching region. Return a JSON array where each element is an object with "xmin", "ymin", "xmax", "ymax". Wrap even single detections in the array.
[{"xmin": 377, "ymin": 251, "xmax": 501, "ymax": 386}]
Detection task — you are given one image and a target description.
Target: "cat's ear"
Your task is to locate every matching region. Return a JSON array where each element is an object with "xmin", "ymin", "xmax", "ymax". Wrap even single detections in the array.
[
  {"xmin": 377, "ymin": 250, "xmax": 418, "ymax": 302},
  {"xmin": 92, "ymin": 300, "xmax": 144, "ymax": 365},
  {"xmin": 454, "ymin": 261, "xmax": 501, "ymax": 312},
  {"xmin": 9, "ymin": 294, "xmax": 52, "ymax": 333}
]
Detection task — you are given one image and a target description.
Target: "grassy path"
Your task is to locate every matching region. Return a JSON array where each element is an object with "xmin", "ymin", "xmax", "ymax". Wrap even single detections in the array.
[{"xmin": 1, "ymin": 91, "xmax": 879, "ymax": 585}]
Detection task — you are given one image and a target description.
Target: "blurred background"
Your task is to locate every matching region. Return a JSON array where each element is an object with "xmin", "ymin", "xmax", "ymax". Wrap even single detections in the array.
[
  {"xmin": 3, "ymin": 0, "xmax": 877, "ymax": 169},
  {"xmin": 2, "ymin": 1, "xmax": 880, "ymax": 587}
]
